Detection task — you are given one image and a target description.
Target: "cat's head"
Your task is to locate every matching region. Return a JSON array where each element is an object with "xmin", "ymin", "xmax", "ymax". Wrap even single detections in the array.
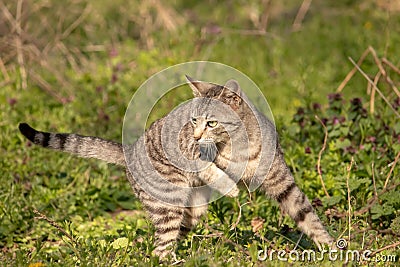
[
  {"xmin": 186, "ymin": 75, "xmax": 243, "ymax": 111},
  {"xmin": 186, "ymin": 76, "xmax": 246, "ymax": 161}
]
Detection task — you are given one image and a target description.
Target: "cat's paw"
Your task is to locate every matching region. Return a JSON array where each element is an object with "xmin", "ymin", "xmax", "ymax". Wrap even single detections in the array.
[{"xmin": 225, "ymin": 186, "xmax": 240, "ymax": 198}]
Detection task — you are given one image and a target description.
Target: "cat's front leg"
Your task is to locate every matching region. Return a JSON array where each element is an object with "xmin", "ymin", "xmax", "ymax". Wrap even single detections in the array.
[{"xmin": 198, "ymin": 163, "xmax": 239, "ymax": 197}]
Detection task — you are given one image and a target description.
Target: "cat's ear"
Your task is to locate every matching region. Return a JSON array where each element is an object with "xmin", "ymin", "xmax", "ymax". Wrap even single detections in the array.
[
  {"xmin": 221, "ymin": 79, "xmax": 242, "ymax": 110},
  {"xmin": 185, "ymin": 75, "xmax": 214, "ymax": 97}
]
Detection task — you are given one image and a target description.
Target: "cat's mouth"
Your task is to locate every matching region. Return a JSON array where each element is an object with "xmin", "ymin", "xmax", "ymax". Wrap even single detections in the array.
[{"xmin": 198, "ymin": 141, "xmax": 218, "ymax": 162}]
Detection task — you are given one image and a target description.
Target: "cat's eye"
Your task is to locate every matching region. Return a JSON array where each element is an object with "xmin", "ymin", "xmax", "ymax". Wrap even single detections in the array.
[
  {"xmin": 191, "ymin": 117, "xmax": 197, "ymax": 125},
  {"xmin": 207, "ymin": 121, "xmax": 218, "ymax": 128}
]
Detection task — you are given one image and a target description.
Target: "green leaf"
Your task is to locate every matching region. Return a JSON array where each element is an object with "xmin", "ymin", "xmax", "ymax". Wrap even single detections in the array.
[
  {"xmin": 394, "ymin": 122, "xmax": 400, "ymax": 134},
  {"xmin": 371, "ymin": 204, "xmax": 395, "ymax": 220},
  {"xmin": 340, "ymin": 126, "xmax": 350, "ymax": 136},
  {"xmin": 329, "ymin": 129, "xmax": 342, "ymax": 138},
  {"xmin": 390, "ymin": 217, "xmax": 400, "ymax": 235},
  {"xmin": 117, "ymin": 201, "xmax": 137, "ymax": 210},
  {"xmin": 136, "ymin": 219, "xmax": 147, "ymax": 229},
  {"xmin": 248, "ymin": 241, "xmax": 259, "ymax": 262},
  {"xmin": 111, "ymin": 237, "xmax": 129, "ymax": 249},
  {"xmin": 381, "ymin": 191, "xmax": 400, "ymax": 205},
  {"xmin": 323, "ymin": 195, "xmax": 343, "ymax": 207},
  {"xmin": 393, "ymin": 143, "xmax": 400, "ymax": 154},
  {"xmin": 348, "ymin": 177, "xmax": 370, "ymax": 191},
  {"xmin": 335, "ymin": 139, "xmax": 351, "ymax": 150}
]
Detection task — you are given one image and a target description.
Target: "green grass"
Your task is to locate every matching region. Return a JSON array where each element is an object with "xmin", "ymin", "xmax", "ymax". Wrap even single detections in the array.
[{"xmin": 1, "ymin": 0, "xmax": 400, "ymax": 266}]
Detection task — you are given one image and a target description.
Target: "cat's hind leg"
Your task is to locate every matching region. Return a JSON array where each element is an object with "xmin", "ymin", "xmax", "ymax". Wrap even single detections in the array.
[
  {"xmin": 142, "ymin": 189, "xmax": 210, "ymax": 259},
  {"xmin": 141, "ymin": 196, "xmax": 185, "ymax": 259},
  {"xmin": 261, "ymin": 150, "xmax": 334, "ymax": 248}
]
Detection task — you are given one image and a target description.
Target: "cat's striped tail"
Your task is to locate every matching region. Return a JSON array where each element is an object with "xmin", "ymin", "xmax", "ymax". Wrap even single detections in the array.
[{"xmin": 18, "ymin": 123, "xmax": 125, "ymax": 166}]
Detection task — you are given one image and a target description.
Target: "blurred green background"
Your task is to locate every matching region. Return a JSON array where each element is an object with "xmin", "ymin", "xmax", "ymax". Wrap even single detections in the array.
[
  {"xmin": 1, "ymin": 0, "xmax": 399, "ymax": 265},
  {"xmin": 2, "ymin": 0, "xmax": 399, "ymax": 128}
]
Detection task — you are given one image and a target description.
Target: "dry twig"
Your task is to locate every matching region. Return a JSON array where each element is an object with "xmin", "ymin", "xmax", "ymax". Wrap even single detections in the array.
[
  {"xmin": 15, "ymin": 0, "xmax": 27, "ymax": 89},
  {"xmin": 355, "ymin": 181, "xmax": 400, "ymax": 216},
  {"xmin": 315, "ymin": 115, "xmax": 330, "ymax": 198},
  {"xmin": 348, "ymin": 57, "xmax": 400, "ymax": 118},
  {"xmin": 61, "ymin": 4, "xmax": 91, "ymax": 39},
  {"xmin": 384, "ymin": 150, "xmax": 400, "ymax": 189},
  {"xmin": 370, "ymin": 241, "xmax": 400, "ymax": 257},
  {"xmin": 259, "ymin": 0, "xmax": 271, "ymax": 31},
  {"xmin": 371, "ymin": 162, "xmax": 378, "ymax": 199},
  {"xmin": 352, "ymin": 227, "xmax": 400, "ymax": 238},
  {"xmin": 337, "ymin": 48, "xmax": 370, "ymax": 92},
  {"xmin": 203, "ymin": 224, "xmax": 250, "ymax": 256},
  {"xmin": 368, "ymin": 46, "xmax": 400, "ymax": 98},
  {"xmin": 369, "ymin": 71, "xmax": 381, "ymax": 114},
  {"xmin": 230, "ymin": 200, "xmax": 250, "ymax": 231},
  {"xmin": 28, "ymin": 69, "xmax": 68, "ymax": 104},
  {"xmin": 382, "ymin": 58, "xmax": 400, "ymax": 75},
  {"xmin": 345, "ymin": 157, "xmax": 354, "ymax": 243},
  {"xmin": 292, "ymin": 0, "xmax": 312, "ymax": 31},
  {"xmin": 0, "ymin": 0, "xmax": 27, "ymax": 89},
  {"xmin": 32, "ymin": 208, "xmax": 77, "ymax": 246},
  {"xmin": 0, "ymin": 57, "xmax": 10, "ymax": 86},
  {"xmin": 337, "ymin": 47, "xmax": 400, "ymax": 116},
  {"xmin": 222, "ymin": 28, "xmax": 278, "ymax": 38}
]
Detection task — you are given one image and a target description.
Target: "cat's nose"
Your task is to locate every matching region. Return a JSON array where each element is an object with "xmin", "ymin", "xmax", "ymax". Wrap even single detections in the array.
[{"xmin": 193, "ymin": 129, "xmax": 203, "ymax": 141}]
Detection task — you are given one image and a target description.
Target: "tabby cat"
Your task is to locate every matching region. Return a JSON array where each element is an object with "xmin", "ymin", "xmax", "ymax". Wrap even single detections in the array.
[{"xmin": 19, "ymin": 77, "xmax": 334, "ymax": 259}]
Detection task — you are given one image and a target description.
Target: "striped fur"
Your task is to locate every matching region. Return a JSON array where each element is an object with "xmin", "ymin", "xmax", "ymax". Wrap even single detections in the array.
[
  {"xmin": 19, "ymin": 78, "xmax": 334, "ymax": 260},
  {"xmin": 19, "ymin": 123, "xmax": 125, "ymax": 166},
  {"xmin": 19, "ymin": 118, "xmax": 237, "ymax": 259},
  {"xmin": 189, "ymin": 78, "xmax": 334, "ymax": 247},
  {"xmin": 262, "ymin": 144, "xmax": 334, "ymax": 247}
]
